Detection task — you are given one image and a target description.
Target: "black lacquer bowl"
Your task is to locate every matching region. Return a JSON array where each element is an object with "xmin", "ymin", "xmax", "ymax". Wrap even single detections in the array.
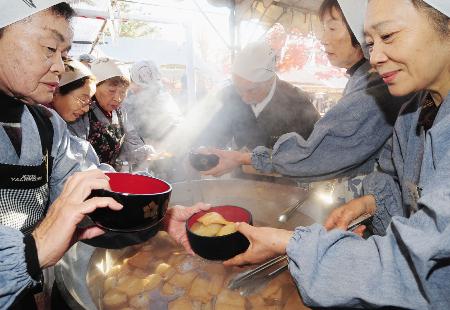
[
  {"xmin": 189, "ymin": 152, "xmax": 220, "ymax": 171},
  {"xmin": 186, "ymin": 205, "xmax": 252, "ymax": 260},
  {"xmin": 88, "ymin": 173, "xmax": 172, "ymax": 233}
]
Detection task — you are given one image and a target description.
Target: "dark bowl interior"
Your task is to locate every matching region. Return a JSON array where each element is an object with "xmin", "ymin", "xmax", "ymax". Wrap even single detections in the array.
[
  {"xmin": 88, "ymin": 173, "xmax": 172, "ymax": 233},
  {"xmin": 189, "ymin": 152, "xmax": 220, "ymax": 171},
  {"xmin": 186, "ymin": 205, "xmax": 252, "ymax": 261}
]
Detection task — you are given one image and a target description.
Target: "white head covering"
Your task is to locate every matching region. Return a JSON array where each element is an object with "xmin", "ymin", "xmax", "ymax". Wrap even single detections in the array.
[
  {"xmin": 130, "ymin": 60, "xmax": 161, "ymax": 88},
  {"xmin": 60, "ymin": 60, "xmax": 93, "ymax": 87},
  {"xmin": 90, "ymin": 58, "xmax": 130, "ymax": 84},
  {"xmin": 0, "ymin": 0, "xmax": 66, "ymax": 29},
  {"xmin": 231, "ymin": 41, "xmax": 276, "ymax": 83},
  {"xmin": 337, "ymin": 0, "xmax": 368, "ymax": 56},
  {"xmin": 423, "ymin": 0, "xmax": 450, "ymax": 17}
]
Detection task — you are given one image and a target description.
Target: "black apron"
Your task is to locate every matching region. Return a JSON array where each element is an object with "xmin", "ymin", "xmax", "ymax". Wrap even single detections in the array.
[
  {"xmin": 0, "ymin": 105, "xmax": 53, "ymax": 235},
  {"xmin": 87, "ymin": 106, "xmax": 125, "ymax": 169}
]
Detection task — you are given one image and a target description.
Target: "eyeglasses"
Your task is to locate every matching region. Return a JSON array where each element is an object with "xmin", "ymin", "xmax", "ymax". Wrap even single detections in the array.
[{"xmin": 71, "ymin": 95, "xmax": 93, "ymax": 108}]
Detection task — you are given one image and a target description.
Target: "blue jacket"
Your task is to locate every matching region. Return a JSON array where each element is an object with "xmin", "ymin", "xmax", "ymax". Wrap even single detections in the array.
[
  {"xmin": 287, "ymin": 92, "xmax": 450, "ymax": 309},
  {"xmin": 252, "ymin": 60, "xmax": 413, "ymax": 182}
]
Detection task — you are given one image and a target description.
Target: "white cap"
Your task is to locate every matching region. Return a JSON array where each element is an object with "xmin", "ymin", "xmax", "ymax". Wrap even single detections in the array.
[
  {"xmin": 60, "ymin": 60, "xmax": 93, "ymax": 87},
  {"xmin": 337, "ymin": 0, "xmax": 368, "ymax": 47},
  {"xmin": 130, "ymin": 60, "xmax": 161, "ymax": 88},
  {"xmin": 231, "ymin": 41, "xmax": 276, "ymax": 83},
  {"xmin": 0, "ymin": 1, "xmax": 66, "ymax": 29},
  {"xmin": 90, "ymin": 58, "xmax": 130, "ymax": 84},
  {"xmin": 423, "ymin": 0, "xmax": 450, "ymax": 17}
]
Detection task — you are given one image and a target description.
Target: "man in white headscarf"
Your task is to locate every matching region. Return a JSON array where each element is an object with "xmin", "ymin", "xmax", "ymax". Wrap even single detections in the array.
[
  {"xmin": 196, "ymin": 41, "xmax": 320, "ymax": 150},
  {"xmin": 123, "ymin": 60, "xmax": 182, "ymax": 145}
]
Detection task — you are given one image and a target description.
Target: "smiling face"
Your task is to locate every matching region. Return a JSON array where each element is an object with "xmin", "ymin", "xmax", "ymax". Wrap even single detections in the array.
[
  {"xmin": 53, "ymin": 78, "xmax": 96, "ymax": 122},
  {"xmin": 95, "ymin": 78, "xmax": 129, "ymax": 113},
  {"xmin": 0, "ymin": 9, "xmax": 73, "ymax": 104},
  {"xmin": 365, "ymin": 0, "xmax": 450, "ymax": 98},
  {"xmin": 320, "ymin": 6, "xmax": 364, "ymax": 69}
]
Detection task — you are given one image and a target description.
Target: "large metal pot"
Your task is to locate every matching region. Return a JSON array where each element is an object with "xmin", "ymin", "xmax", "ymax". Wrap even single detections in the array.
[{"xmin": 55, "ymin": 179, "xmax": 335, "ymax": 309}]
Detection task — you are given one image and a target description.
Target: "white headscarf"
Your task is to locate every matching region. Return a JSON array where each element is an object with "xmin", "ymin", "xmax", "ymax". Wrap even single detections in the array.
[
  {"xmin": 130, "ymin": 60, "xmax": 161, "ymax": 88},
  {"xmin": 231, "ymin": 41, "xmax": 276, "ymax": 83},
  {"xmin": 423, "ymin": 0, "xmax": 450, "ymax": 17},
  {"xmin": 60, "ymin": 60, "xmax": 93, "ymax": 87},
  {"xmin": 0, "ymin": 0, "xmax": 66, "ymax": 28},
  {"xmin": 337, "ymin": 0, "xmax": 369, "ymax": 57},
  {"xmin": 90, "ymin": 58, "xmax": 130, "ymax": 84}
]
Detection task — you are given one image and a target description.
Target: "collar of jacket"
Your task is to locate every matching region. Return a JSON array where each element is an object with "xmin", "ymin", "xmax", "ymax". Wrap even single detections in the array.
[{"xmin": 0, "ymin": 90, "xmax": 25, "ymax": 123}]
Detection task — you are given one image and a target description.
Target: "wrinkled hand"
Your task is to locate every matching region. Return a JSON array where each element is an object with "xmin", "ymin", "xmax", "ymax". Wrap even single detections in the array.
[
  {"xmin": 164, "ymin": 202, "xmax": 211, "ymax": 254},
  {"xmin": 32, "ymin": 170, "xmax": 123, "ymax": 268},
  {"xmin": 324, "ymin": 195, "xmax": 376, "ymax": 237},
  {"xmin": 223, "ymin": 223, "xmax": 293, "ymax": 266},
  {"xmin": 201, "ymin": 148, "xmax": 251, "ymax": 177}
]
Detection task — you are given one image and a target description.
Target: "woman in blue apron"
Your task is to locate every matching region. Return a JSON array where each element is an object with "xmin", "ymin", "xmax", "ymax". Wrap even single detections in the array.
[{"xmin": 225, "ymin": 0, "xmax": 450, "ymax": 308}]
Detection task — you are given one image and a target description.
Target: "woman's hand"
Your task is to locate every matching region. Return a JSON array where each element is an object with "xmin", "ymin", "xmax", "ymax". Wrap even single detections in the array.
[
  {"xmin": 163, "ymin": 202, "xmax": 211, "ymax": 254},
  {"xmin": 32, "ymin": 170, "xmax": 123, "ymax": 268},
  {"xmin": 223, "ymin": 223, "xmax": 293, "ymax": 266},
  {"xmin": 324, "ymin": 195, "xmax": 376, "ymax": 237},
  {"xmin": 200, "ymin": 148, "xmax": 251, "ymax": 177}
]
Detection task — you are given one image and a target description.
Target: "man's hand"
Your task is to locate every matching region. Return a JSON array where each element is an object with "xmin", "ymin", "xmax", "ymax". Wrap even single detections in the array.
[
  {"xmin": 163, "ymin": 202, "xmax": 211, "ymax": 254},
  {"xmin": 200, "ymin": 148, "xmax": 251, "ymax": 177},
  {"xmin": 223, "ymin": 223, "xmax": 293, "ymax": 266},
  {"xmin": 32, "ymin": 170, "xmax": 123, "ymax": 268},
  {"xmin": 324, "ymin": 195, "xmax": 376, "ymax": 237}
]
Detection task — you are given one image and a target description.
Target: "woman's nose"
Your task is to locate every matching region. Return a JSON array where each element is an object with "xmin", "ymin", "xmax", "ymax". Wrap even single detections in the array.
[{"xmin": 369, "ymin": 44, "xmax": 388, "ymax": 67}]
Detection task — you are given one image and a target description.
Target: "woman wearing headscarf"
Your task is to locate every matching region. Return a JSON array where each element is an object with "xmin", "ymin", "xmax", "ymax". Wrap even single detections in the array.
[
  {"xmin": 50, "ymin": 60, "xmax": 96, "ymax": 125},
  {"xmin": 0, "ymin": 2, "xmax": 124, "ymax": 308},
  {"xmin": 0, "ymin": 2, "xmax": 208, "ymax": 308},
  {"xmin": 42, "ymin": 60, "xmax": 111, "ymax": 170},
  {"xmin": 123, "ymin": 60, "xmax": 182, "ymax": 146},
  {"xmin": 225, "ymin": 0, "xmax": 450, "ymax": 308},
  {"xmin": 202, "ymin": 0, "xmax": 414, "ymax": 202},
  {"xmin": 72, "ymin": 58, "xmax": 155, "ymax": 170}
]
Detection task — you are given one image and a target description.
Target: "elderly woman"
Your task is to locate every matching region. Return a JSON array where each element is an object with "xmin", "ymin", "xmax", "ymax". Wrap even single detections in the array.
[
  {"xmin": 0, "ymin": 2, "xmax": 206, "ymax": 308},
  {"xmin": 201, "ymin": 0, "xmax": 412, "ymax": 201},
  {"xmin": 73, "ymin": 58, "xmax": 155, "ymax": 170},
  {"xmin": 50, "ymin": 60, "xmax": 95, "ymax": 124},
  {"xmin": 225, "ymin": 0, "xmax": 450, "ymax": 308},
  {"xmin": 123, "ymin": 60, "xmax": 182, "ymax": 146}
]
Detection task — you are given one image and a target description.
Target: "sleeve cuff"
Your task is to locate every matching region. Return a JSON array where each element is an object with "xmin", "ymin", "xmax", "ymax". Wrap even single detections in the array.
[
  {"xmin": 23, "ymin": 234, "xmax": 42, "ymax": 282},
  {"xmin": 362, "ymin": 172, "xmax": 403, "ymax": 235},
  {"xmin": 251, "ymin": 146, "xmax": 274, "ymax": 173}
]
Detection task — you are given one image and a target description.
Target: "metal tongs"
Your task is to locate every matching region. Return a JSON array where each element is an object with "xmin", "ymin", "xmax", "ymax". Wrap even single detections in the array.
[
  {"xmin": 227, "ymin": 255, "xmax": 289, "ymax": 296},
  {"xmin": 228, "ymin": 213, "xmax": 373, "ymax": 296}
]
